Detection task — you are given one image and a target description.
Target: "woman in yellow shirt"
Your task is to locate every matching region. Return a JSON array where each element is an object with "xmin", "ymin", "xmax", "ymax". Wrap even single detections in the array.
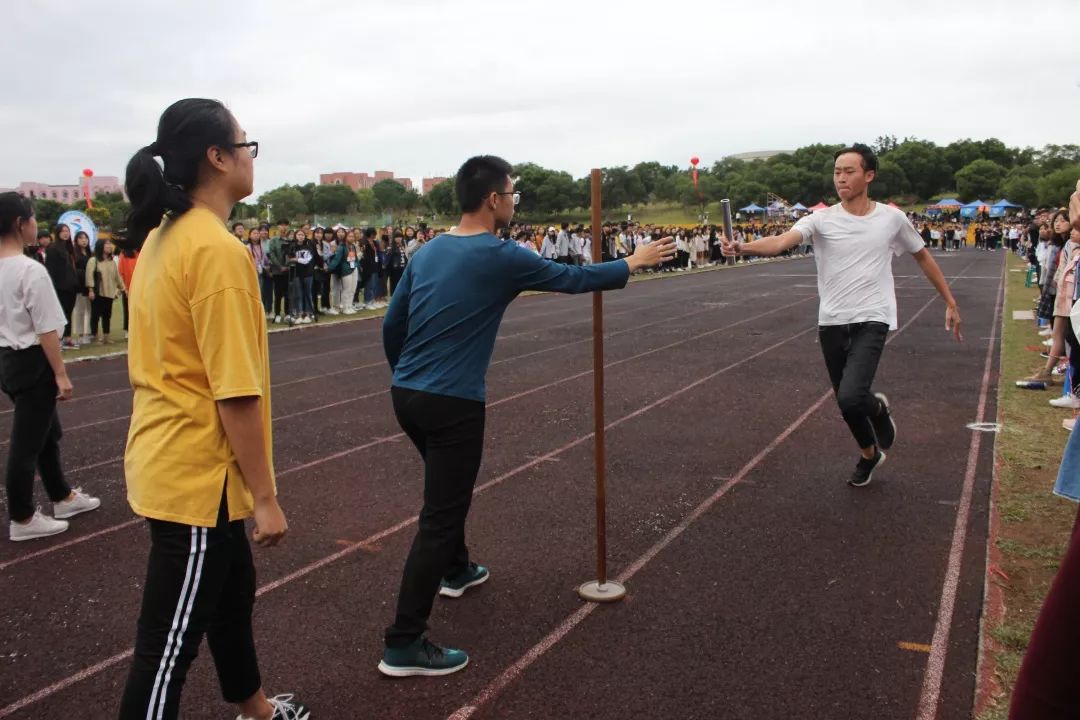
[{"xmin": 117, "ymin": 99, "xmax": 309, "ymax": 720}]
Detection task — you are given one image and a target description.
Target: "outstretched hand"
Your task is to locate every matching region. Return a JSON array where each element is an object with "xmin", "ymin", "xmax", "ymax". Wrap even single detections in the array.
[
  {"xmin": 628, "ymin": 236, "xmax": 677, "ymax": 271},
  {"xmin": 946, "ymin": 304, "xmax": 963, "ymax": 342}
]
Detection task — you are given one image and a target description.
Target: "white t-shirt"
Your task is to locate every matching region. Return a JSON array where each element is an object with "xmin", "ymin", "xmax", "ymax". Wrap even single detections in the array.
[
  {"xmin": 792, "ymin": 202, "xmax": 925, "ymax": 330},
  {"xmin": 0, "ymin": 255, "xmax": 67, "ymax": 350}
]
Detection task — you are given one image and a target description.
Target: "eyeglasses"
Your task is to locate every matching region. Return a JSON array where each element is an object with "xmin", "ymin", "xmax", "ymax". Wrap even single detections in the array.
[
  {"xmin": 496, "ymin": 191, "xmax": 521, "ymax": 206},
  {"xmin": 234, "ymin": 141, "xmax": 259, "ymax": 158}
]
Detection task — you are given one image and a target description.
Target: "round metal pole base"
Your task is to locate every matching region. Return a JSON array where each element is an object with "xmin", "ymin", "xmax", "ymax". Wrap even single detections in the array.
[{"xmin": 577, "ymin": 580, "xmax": 626, "ymax": 603}]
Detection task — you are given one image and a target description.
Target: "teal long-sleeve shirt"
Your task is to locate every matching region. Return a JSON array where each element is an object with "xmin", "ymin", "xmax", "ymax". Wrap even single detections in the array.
[{"xmin": 382, "ymin": 232, "xmax": 630, "ymax": 402}]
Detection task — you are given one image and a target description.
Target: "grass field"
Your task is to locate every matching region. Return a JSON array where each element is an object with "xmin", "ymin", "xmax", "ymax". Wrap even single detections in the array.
[{"xmin": 977, "ymin": 253, "xmax": 1078, "ymax": 718}]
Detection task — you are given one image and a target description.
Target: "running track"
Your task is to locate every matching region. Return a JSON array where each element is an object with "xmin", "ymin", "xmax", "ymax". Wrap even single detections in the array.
[{"xmin": 0, "ymin": 251, "xmax": 1004, "ymax": 719}]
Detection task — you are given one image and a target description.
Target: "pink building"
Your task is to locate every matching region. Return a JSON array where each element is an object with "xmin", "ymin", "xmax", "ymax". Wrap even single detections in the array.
[
  {"xmin": 422, "ymin": 177, "xmax": 450, "ymax": 194},
  {"xmin": 320, "ymin": 171, "xmax": 413, "ymax": 192},
  {"xmin": 16, "ymin": 176, "xmax": 126, "ymax": 203}
]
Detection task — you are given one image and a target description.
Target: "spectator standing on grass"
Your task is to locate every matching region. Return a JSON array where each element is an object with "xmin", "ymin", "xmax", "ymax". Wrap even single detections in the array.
[
  {"xmin": 118, "ymin": 245, "xmax": 140, "ymax": 340},
  {"xmin": 268, "ymin": 220, "xmax": 290, "ymax": 323},
  {"xmin": 0, "ymin": 192, "xmax": 101, "ymax": 543},
  {"xmin": 118, "ymin": 98, "xmax": 308, "ymax": 720},
  {"xmin": 292, "ymin": 229, "xmax": 318, "ymax": 324},
  {"xmin": 377, "ymin": 155, "xmax": 676, "ymax": 678},
  {"xmin": 388, "ymin": 234, "xmax": 408, "ymax": 295},
  {"xmin": 44, "ymin": 224, "xmax": 80, "ymax": 349},
  {"xmin": 86, "ymin": 237, "xmax": 125, "ymax": 345},
  {"xmin": 360, "ymin": 227, "xmax": 380, "ymax": 310},
  {"xmin": 248, "ymin": 227, "xmax": 272, "ymax": 316},
  {"xmin": 71, "ymin": 230, "xmax": 92, "ymax": 345}
]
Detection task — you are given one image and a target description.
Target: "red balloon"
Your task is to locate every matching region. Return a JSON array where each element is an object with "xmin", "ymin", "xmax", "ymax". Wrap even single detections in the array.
[
  {"xmin": 82, "ymin": 168, "xmax": 94, "ymax": 178},
  {"xmin": 690, "ymin": 157, "xmax": 700, "ymax": 167}
]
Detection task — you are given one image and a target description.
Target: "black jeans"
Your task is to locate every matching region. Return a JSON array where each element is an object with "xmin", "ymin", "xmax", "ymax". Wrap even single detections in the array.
[
  {"xmin": 57, "ymin": 290, "xmax": 76, "ymax": 340},
  {"xmin": 90, "ymin": 295, "xmax": 114, "ymax": 336},
  {"xmin": 0, "ymin": 346, "xmax": 70, "ymax": 522},
  {"xmin": 272, "ymin": 273, "xmax": 290, "ymax": 316},
  {"xmin": 385, "ymin": 386, "xmax": 486, "ymax": 648},
  {"xmin": 119, "ymin": 490, "xmax": 261, "ymax": 720},
  {"xmin": 819, "ymin": 322, "xmax": 889, "ymax": 450}
]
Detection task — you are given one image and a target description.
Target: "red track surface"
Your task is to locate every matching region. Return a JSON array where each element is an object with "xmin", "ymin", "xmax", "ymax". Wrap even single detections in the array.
[{"xmin": 0, "ymin": 252, "xmax": 1004, "ymax": 719}]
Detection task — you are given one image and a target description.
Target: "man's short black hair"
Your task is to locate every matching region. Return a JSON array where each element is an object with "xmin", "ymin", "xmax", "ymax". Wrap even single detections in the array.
[
  {"xmin": 455, "ymin": 155, "xmax": 513, "ymax": 213},
  {"xmin": 363, "ymin": 227, "xmax": 377, "ymax": 239},
  {"xmin": 277, "ymin": 218, "xmax": 289, "ymax": 225},
  {"xmin": 37, "ymin": 229, "xmax": 51, "ymax": 239},
  {"xmin": 258, "ymin": 223, "xmax": 270, "ymax": 231},
  {"xmin": 232, "ymin": 221, "xmax": 245, "ymax": 230},
  {"xmin": 834, "ymin": 143, "xmax": 878, "ymax": 173}
]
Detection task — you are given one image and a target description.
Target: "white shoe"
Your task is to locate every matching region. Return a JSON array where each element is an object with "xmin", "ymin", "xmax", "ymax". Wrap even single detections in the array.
[
  {"xmin": 1065, "ymin": 417, "xmax": 1076, "ymax": 432},
  {"xmin": 10, "ymin": 509, "xmax": 68, "ymax": 542},
  {"xmin": 324, "ymin": 308, "xmax": 340, "ymax": 316},
  {"xmin": 1050, "ymin": 395, "xmax": 1080, "ymax": 409},
  {"xmin": 274, "ymin": 315, "xmax": 282, "ymax": 324},
  {"xmin": 343, "ymin": 308, "xmax": 357, "ymax": 315},
  {"xmin": 1039, "ymin": 328, "xmax": 1052, "ymax": 337},
  {"xmin": 301, "ymin": 316, "xmax": 312, "ymax": 324},
  {"xmin": 53, "ymin": 488, "xmax": 102, "ymax": 519},
  {"xmin": 362, "ymin": 304, "xmax": 375, "ymax": 311},
  {"xmin": 235, "ymin": 693, "xmax": 311, "ymax": 720},
  {"xmin": 1043, "ymin": 339, "xmax": 1054, "ymax": 347}
]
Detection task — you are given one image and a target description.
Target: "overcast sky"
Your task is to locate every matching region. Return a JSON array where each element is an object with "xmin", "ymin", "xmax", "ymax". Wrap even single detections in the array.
[{"xmin": 5, "ymin": 0, "xmax": 1079, "ymax": 196}]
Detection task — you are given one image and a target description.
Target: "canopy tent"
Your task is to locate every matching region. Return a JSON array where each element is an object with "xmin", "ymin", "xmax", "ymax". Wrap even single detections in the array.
[
  {"xmin": 808, "ymin": 201, "xmax": 829, "ymax": 212},
  {"xmin": 925, "ymin": 198, "xmax": 962, "ymax": 216},
  {"xmin": 989, "ymin": 198, "xmax": 1023, "ymax": 217},
  {"xmin": 791, "ymin": 202, "xmax": 808, "ymax": 211},
  {"xmin": 740, "ymin": 203, "xmax": 765, "ymax": 213},
  {"xmin": 960, "ymin": 199, "xmax": 990, "ymax": 219}
]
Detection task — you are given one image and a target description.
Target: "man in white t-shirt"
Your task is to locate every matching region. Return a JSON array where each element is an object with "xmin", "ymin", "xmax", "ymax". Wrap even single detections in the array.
[{"xmin": 723, "ymin": 143, "xmax": 963, "ymax": 487}]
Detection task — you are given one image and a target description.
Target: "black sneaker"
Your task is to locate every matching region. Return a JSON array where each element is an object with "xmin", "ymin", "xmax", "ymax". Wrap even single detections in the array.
[
  {"xmin": 870, "ymin": 393, "xmax": 896, "ymax": 450},
  {"xmin": 849, "ymin": 449, "xmax": 886, "ymax": 487}
]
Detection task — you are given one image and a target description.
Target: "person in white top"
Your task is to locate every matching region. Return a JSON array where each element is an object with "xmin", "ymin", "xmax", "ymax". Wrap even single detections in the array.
[
  {"xmin": 723, "ymin": 143, "xmax": 962, "ymax": 487},
  {"xmin": 0, "ymin": 193, "xmax": 100, "ymax": 542}
]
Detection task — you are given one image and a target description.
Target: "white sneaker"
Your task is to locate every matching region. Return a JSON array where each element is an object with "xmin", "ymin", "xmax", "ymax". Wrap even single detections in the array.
[
  {"xmin": 235, "ymin": 693, "xmax": 311, "ymax": 720},
  {"xmin": 10, "ymin": 509, "xmax": 68, "ymax": 542},
  {"xmin": 1043, "ymin": 339, "xmax": 1054, "ymax": 347},
  {"xmin": 53, "ymin": 488, "xmax": 101, "ymax": 519},
  {"xmin": 324, "ymin": 308, "xmax": 340, "ymax": 316},
  {"xmin": 362, "ymin": 304, "xmax": 375, "ymax": 311},
  {"xmin": 1039, "ymin": 328, "xmax": 1052, "ymax": 337},
  {"xmin": 1050, "ymin": 395, "xmax": 1080, "ymax": 409},
  {"xmin": 274, "ymin": 315, "xmax": 282, "ymax": 324}
]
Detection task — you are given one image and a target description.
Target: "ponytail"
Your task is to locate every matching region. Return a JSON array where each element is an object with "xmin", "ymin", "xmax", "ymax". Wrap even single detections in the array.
[
  {"xmin": 124, "ymin": 98, "xmax": 236, "ymax": 248},
  {"xmin": 0, "ymin": 192, "xmax": 34, "ymax": 237}
]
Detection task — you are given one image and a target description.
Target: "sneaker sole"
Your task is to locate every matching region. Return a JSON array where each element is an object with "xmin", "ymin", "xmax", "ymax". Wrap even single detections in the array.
[
  {"xmin": 848, "ymin": 452, "xmax": 886, "ymax": 488},
  {"xmin": 439, "ymin": 572, "xmax": 490, "ymax": 598},
  {"xmin": 377, "ymin": 657, "xmax": 469, "ymax": 678},
  {"xmin": 54, "ymin": 501, "xmax": 101, "ymax": 520},
  {"xmin": 10, "ymin": 524, "xmax": 68, "ymax": 542},
  {"xmin": 873, "ymin": 393, "xmax": 896, "ymax": 450}
]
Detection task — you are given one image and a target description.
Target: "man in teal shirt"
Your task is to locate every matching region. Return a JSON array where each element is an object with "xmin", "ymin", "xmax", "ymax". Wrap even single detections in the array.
[{"xmin": 379, "ymin": 155, "xmax": 675, "ymax": 677}]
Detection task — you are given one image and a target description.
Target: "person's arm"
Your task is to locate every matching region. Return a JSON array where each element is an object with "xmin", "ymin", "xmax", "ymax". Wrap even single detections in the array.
[
  {"xmin": 512, "ymin": 237, "xmax": 676, "ymax": 293},
  {"xmin": 382, "ymin": 265, "xmax": 412, "ymax": 369},
  {"xmin": 912, "ymin": 248, "xmax": 963, "ymax": 341},
  {"xmin": 38, "ymin": 330, "xmax": 72, "ymax": 400},
  {"xmin": 1070, "ymin": 180, "xmax": 1080, "ymax": 232},
  {"xmin": 85, "ymin": 257, "xmax": 96, "ymax": 300},
  {"xmin": 722, "ymin": 229, "xmax": 804, "ymax": 257}
]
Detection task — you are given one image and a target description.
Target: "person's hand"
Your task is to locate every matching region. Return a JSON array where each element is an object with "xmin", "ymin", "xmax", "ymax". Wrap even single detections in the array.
[
  {"xmin": 252, "ymin": 496, "xmax": 288, "ymax": 547},
  {"xmin": 721, "ymin": 237, "xmax": 743, "ymax": 257},
  {"xmin": 627, "ymin": 236, "xmax": 676, "ymax": 271},
  {"xmin": 946, "ymin": 304, "xmax": 963, "ymax": 342},
  {"xmin": 87, "ymin": 290, "xmax": 95, "ymax": 301},
  {"xmin": 55, "ymin": 373, "xmax": 73, "ymax": 401}
]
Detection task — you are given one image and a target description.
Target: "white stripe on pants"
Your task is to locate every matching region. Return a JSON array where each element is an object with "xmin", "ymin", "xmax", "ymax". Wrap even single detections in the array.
[{"xmin": 146, "ymin": 527, "xmax": 207, "ymax": 720}]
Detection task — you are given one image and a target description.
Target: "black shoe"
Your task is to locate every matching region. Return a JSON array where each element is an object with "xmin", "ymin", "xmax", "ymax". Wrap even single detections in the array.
[
  {"xmin": 849, "ymin": 449, "xmax": 886, "ymax": 487},
  {"xmin": 870, "ymin": 392, "xmax": 896, "ymax": 450}
]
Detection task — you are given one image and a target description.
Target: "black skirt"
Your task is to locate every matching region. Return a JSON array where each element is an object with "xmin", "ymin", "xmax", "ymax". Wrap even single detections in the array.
[{"xmin": 1037, "ymin": 287, "xmax": 1057, "ymax": 321}]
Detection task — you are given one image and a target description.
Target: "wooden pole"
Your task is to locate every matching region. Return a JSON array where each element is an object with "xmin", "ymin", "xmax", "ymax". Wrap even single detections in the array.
[
  {"xmin": 590, "ymin": 169, "xmax": 608, "ymax": 586},
  {"xmin": 577, "ymin": 168, "xmax": 626, "ymax": 603}
]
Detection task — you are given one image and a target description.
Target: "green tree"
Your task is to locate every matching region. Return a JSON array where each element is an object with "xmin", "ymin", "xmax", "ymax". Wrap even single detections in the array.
[
  {"xmin": 257, "ymin": 186, "xmax": 307, "ymax": 221},
  {"xmin": 371, "ymin": 179, "xmax": 411, "ymax": 212},
  {"xmin": 312, "ymin": 184, "xmax": 357, "ymax": 214},
  {"xmin": 887, "ymin": 139, "xmax": 953, "ymax": 200},
  {"xmin": 355, "ymin": 188, "xmax": 378, "ymax": 215},
  {"xmin": 32, "ymin": 199, "xmax": 68, "ymax": 229},
  {"xmin": 998, "ymin": 175, "xmax": 1039, "ymax": 209},
  {"xmin": 1036, "ymin": 145, "xmax": 1080, "ymax": 173},
  {"xmin": 954, "ymin": 159, "xmax": 1007, "ymax": 201},
  {"xmin": 425, "ymin": 180, "xmax": 458, "ymax": 216},
  {"xmin": 727, "ymin": 178, "xmax": 769, "ymax": 209},
  {"xmin": 871, "ymin": 159, "xmax": 911, "ymax": 199},
  {"xmin": 1037, "ymin": 165, "xmax": 1080, "ymax": 207}
]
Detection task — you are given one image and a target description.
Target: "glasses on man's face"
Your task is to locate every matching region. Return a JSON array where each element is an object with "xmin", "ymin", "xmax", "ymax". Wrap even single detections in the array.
[
  {"xmin": 233, "ymin": 141, "xmax": 259, "ymax": 158},
  {"xmin": 496, "ymin": 191, "xmax": 521, "ymax": 206}
]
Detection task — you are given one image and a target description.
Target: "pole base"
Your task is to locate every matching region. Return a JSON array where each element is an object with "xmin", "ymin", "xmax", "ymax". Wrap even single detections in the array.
[{"xmin": 577, "ymin": 580, "xmax": 626, "ymax": 603}]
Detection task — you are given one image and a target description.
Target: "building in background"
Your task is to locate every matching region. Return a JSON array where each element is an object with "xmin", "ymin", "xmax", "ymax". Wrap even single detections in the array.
[
  {"xmin": 320, "ymin": 171, "xmax": 413, "ymax": 192},
  {"xmin": 14, "ymin": 176, "xmax": 126, "ymax": 203},
  {"xmin": 422, "ymin": 177, "xmax": 450, "ymax": 195}
]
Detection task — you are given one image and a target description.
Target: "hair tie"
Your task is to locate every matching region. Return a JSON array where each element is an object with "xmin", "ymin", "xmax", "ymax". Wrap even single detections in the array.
[{"xmin": 147, "ymin": 142, "xmax": 161, "ymax": 157}]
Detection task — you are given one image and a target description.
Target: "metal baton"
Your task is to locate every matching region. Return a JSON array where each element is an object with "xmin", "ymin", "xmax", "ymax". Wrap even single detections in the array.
[{"xmin": 721, "ymin": 198, "xmax": 734, "ymax": 242}]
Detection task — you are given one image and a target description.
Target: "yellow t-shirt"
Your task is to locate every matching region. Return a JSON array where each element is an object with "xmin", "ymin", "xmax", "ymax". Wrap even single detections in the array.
[{"xmin": 125, "ymin": 207, "xmax": 274, "ymax": 527}]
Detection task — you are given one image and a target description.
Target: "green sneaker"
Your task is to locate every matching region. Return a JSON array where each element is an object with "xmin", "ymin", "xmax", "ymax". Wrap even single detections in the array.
[
  {"xmin": 439, "ymin": 562, "xmax": 489, "ymax": 598},
  {"xmin": 378, "ymin": 637, "xmax": 469, "ymax": 677}
]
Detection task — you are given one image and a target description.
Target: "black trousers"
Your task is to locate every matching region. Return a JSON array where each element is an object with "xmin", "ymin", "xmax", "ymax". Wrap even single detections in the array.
[
  {"xmin": 57, "ymin": 290, "xmax": 76, "ymax": 340},
  {"xmin": 119, "ymin": 490, "xmax": 261, "ymax": 720},
  {"xmin": 389, "ymin": 268, "xmax": 404, "ymax": 296},
  {"xmin": 90, "ymin": 296, "xmax": 114, "ymax": 336},
  {"xmin": 122, "ymin": 293, "xmax": 130, "ymax": 332},
  {"xmin": 272, "ymin": 273, "xmax": 290, "ymax": 316},
  {"xmin": 385, "ymin": 387, "xmax": 486, "ymax": 647},
  {"xmin": 1065, "ymin": 320, "xmax": 1080, "ymax": 396},
  {"xmin": 819, "ymin": 322, "xmax": 889, "ymax": 450},
  {"xmin": 0, "ymin": 346, "xmax": 70, "ymax": 523}
]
